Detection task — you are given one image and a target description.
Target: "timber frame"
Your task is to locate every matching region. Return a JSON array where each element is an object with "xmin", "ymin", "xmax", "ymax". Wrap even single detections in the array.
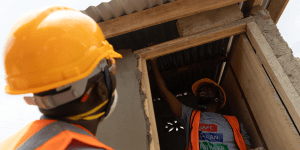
[
  {"xmin": 97, "ymin": 0, "xmax": 288, "ymax": 39},
  {"xmin": 98, "ymin": 0, "xmax": 244, "ymax": 38},
  {"xmin": 135, "ymin": 17, "xmax": 300, "ymax": 150},
  {"xmin": 96, "ymin": 0, "xmax": 296, "ymax": 149},
  {"xmin": 135, "ymin": 16, "xmax": 255, "ymax": 150}
]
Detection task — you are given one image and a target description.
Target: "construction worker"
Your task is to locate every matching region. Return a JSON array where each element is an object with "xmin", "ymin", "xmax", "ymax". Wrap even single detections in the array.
[
  {"xmin": 151, "ymin": 59, "xmax": 265, "ymax": 150},
  {"xmin": 0, "ymin": 6, "xmax": 122, "ymax": 150}
]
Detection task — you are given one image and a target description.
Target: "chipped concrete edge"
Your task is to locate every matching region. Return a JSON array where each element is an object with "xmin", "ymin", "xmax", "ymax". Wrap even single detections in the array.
[
  {"xmin": 252, "ymin": 8, "xmax": 300, "ymax": 97},
  {"xmin": 134, "ymin": 53, "xmax": 152, "ymax": 150}
]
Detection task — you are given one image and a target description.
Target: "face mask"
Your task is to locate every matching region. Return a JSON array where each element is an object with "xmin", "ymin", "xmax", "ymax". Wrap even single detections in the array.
[
  {"xmin": 98, "ymin": 90, "xmax": 118, "ymax": 124},
  {"xmin": 66, "ymin": 89, "xmax": 118, "ymax": 122}
]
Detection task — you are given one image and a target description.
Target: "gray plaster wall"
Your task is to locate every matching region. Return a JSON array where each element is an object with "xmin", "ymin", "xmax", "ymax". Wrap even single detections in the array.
[
  {"xmin": 252, "ymin": 8, "xmax": 300, "ymax": 95},
  {"xmin": 96, "ymin": 49, "xmax": 148, "ymax": 150}
]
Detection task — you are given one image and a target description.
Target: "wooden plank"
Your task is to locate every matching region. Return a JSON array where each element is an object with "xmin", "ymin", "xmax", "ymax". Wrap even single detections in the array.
[
  {"xmin": 267, "ymin": 0, "xmax": 289, "ymax": 24},
  {"xmin": 219, "ymin": 35, "xmax": 240, "ymax": 86},
  {"xmin": 138, "ymin": 57, "xmax": 160, "ymax": 150},
  {"xmin": 176, "ymin": 4, "xmax": 243, "ymax": 37},
  {"xmin": 98, "ymin": 0, "xmax": 245, "ymax": 38},
  {"xmin": 231, "ymin": 34, "xmax": 300, "ymax": 150},
  {"xmin": 222, "ymin": 67, "xmax": 265, "ymax": 148},
  {"xmin": 134, "ymin": 17, "xmax": 254, "ymax": 60},
  {"xmin": 246, "ymin": 22, "xmax": 300, "ymax": 132}
]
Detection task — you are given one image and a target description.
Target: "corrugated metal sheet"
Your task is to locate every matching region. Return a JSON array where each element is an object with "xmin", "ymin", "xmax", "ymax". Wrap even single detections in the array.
[
  {"xmin": 82, "ymin": 0, "xmax": 231, "ymax": 97},
  {"xmin": 81, "ymin": 0, "xmax": 239, "ymax": 100},
  {"xmin": 148, "ymin": 38, "xmax": 229, "ymax": 150},
  {"xmin": 82, "ymin": 0, "xmax": 268, "ymax": 23},
  {"xmin": 81, "ymin": 0, "xmax": 177, "ymax": 22},
  {"xmin": 102, "ymin": 17, "xmax": 229, "ymax": 117},
  {"xmin": 102, "ymin": 18, "xmax": 229, "ymax": 97},
  {"xmin": 107, "ymin": 20, "xmax": 179, "ymax": 51},
  {"xmin": 148, "ymin": 38, "xmax": 229, "ymax": 98}
]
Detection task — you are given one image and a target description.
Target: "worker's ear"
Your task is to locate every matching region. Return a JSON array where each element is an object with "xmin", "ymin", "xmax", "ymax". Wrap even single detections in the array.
[
  {"xmin": 95, "ymin": 77, "xmax": 109, "ymax": 102},
  {"xmin": 95, "ymin": 72, "xmax": 116, "ymax": 101}
]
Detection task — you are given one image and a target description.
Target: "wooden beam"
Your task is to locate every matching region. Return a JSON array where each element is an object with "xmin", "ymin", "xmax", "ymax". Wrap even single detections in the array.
[
  {"xmin": 138, "ymin": 57, "xmax": 160, "ymax": 150},
  {"xmin": 246, "ymin": 22, "xmax": 300, "ymax": 132},
  {"xmin": 176, "ymin": 4, "xmax": 243, "ymax": 37},
  {"xmin": 222, "ymin": 67, "xmax": 265, "ymax": 148},
  {"xmin": 99, "ymin": 0, "xmax": 245, "ymax": 38},
  {"xmin": 268, "ymin": 0, "xmax": 289, "ymax": 24},
  {"xmin": 231, "ymin": 34, "xmax": 300, "ymax": 150},
  {"xmin": 134, "ymin": 17, "xmax": 254, "ymax": 60},
  {"xmin": 219, "ymin": 35, "xmax": 240, "ymax": 86}
]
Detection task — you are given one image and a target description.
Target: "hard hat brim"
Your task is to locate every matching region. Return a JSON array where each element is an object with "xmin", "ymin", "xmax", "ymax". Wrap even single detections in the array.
[{"xmin": 5, "ymin": 49, "xmax": 122, "ymax": 95}]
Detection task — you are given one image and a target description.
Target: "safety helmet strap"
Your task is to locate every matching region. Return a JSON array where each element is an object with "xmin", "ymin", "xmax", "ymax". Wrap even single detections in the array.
[{"xmin": 103, "ymin": 66, "xmax": 113, "ymax": 117}]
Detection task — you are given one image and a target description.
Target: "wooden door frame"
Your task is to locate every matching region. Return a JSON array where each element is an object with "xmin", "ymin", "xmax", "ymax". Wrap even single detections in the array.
[
  {"xmin": 137, "ymin": 17, "xmax": 300, "ymax": 149},
  {"xmin": 137, "ymin": 17, "xmax": 254, "ymax": 150}
]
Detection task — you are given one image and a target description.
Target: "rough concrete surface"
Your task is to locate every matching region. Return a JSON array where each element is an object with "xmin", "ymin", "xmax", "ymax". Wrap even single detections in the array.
[
  {"xmin": 96, "ymin": 49, "xmax": 148, "ymax": 150},
  {"xmin": 134, "ymin": 53, "xmax": 152, "ymax": 150},
  {"xmin": 253, "ymin": 9, "xmax": 300, "ymax": 96}
]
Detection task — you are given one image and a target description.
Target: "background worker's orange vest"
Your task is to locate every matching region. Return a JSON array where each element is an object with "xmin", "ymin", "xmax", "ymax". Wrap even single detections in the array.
[
  {"xmin": 0, "ymin": 120, "xmax": 113, "ymax": 150},
  {"xmin": 188, "ymin": 110, "xmax": 247, "ymax": 150}
]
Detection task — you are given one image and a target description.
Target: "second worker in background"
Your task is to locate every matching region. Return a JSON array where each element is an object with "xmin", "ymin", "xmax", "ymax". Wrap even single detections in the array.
[{"xmin": 151, "ymin": 58, "xmax": 265, "ymax": 150}]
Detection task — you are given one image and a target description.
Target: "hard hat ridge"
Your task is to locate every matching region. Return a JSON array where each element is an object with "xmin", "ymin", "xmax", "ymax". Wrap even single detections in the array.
[{"xmin": 4, "ymin": 6, "xmax": 122, "ymax": 95}]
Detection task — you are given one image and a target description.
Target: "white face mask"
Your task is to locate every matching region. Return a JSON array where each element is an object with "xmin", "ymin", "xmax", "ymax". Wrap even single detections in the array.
[
  {"xmin": 98, "ymin": 90, "xmax": 118, "ymax": 124},
  {"xmin": 24, "ymin": 59, "xmax": 109, "ymax": 109}
]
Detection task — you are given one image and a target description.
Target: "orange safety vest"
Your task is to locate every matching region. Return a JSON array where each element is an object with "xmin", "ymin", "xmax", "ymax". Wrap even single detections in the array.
[
  {"xmin": 0, "ymin": 119, "xmax": 113, "ymax": 150},
  {"xmin": 188, "ymin": 110, "xmax": 247, "ymax": 150}
]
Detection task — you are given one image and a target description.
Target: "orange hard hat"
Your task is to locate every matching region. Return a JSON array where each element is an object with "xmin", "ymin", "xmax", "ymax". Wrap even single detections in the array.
[
  {"xmin": 4, "ymin": 6, "xmax": 122, "ymax": 95},
  {"xmin": 191, "ymin": 78, "xmax": 226, "ymax": 108}
]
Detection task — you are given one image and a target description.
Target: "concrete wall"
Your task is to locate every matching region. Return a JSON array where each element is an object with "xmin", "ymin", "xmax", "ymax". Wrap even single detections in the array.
[
  {"xmin": 253, "ymin": 9, "xmax": 300, "ymax": 96},
  {"xmin": 96, "ymin": 49, "xmax": 148, "ymax": 150}
]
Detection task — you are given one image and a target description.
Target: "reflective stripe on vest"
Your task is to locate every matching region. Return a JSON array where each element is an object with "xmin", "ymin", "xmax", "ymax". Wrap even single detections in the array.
[
  {"xmin": 189, "ymin": 110, "xmax": 201, "ymax": 150},
  {"xmin": 16, "ymin": 121, "xmax": 93, "ymax": 150},
  {"xmin": 7, "ymin": 120, "xmax": 114, "ymax": 150},
  {"xmin": 189, "ymin": 110, "xmax": 247, "ymax": 150}
]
